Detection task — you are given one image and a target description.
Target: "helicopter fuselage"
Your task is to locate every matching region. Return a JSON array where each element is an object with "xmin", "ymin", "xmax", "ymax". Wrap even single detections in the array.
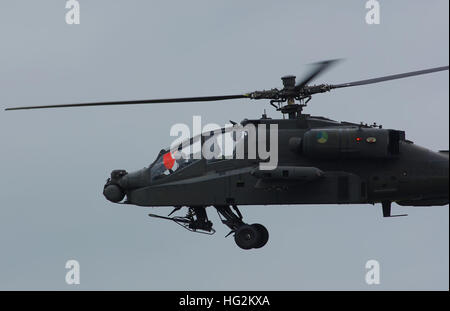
[{"xmin": 104, "ymin": 115, "xmax": 449, "ymax": 209}]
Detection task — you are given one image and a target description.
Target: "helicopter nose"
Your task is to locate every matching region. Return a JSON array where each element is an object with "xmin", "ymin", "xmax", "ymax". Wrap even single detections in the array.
[
  {"xmin": 103, "ymin": 183, "xmax": 125, "ymax": 203},
  {"xmin": 103, "ymin": 168, "xmax": 150, "ymax": 203},
  {"xmin": 103, "ymin": 170, "xmax": 128, "ymax": 203}
]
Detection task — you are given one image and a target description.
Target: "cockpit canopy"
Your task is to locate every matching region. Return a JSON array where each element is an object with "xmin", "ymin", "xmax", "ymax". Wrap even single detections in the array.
[{"xmin": 150, "ymin": 127, "xmax": 246, "ymax": 180}]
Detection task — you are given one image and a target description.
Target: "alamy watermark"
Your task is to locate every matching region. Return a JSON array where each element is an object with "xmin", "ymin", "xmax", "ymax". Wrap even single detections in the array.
[
  {"xmin": 365, "ymin": 259, "xmax": 380, "ymax": 285},
  {"xmin": 64, "ymin": 1, "xmax": 380, "ymax": 26},
  {"xmin": 168, "ymin": 116, "xmax": 278, "ymax": 170},
  {"xmin": 65, "ymin": 259, "xmax": 80, "ymax": 285},
  {"xmin": 63, "ymin": 258, "xmax": 382, "ymax": 286},
  {"xmin": 65, "ymin": 0, "xmax": 80, "ymax": 25},
  {"xmin": 365, "ymin": 0, "xmax": 380, "ymax": 25}
]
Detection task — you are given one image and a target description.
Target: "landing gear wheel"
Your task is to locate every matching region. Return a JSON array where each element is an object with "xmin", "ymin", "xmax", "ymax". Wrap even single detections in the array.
[
  {"xmin": 234, "ymin": 225, "xmax": 261, "ymax": 250},
  {"xmin": 251, "ymin": 223, "xmax": 269, "ymax": 249}
]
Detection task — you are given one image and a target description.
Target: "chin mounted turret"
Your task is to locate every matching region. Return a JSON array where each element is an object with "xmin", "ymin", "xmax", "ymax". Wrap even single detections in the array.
[{"xmin": 103, "ymin": 170, "xmax": 127, "ymax": 203}]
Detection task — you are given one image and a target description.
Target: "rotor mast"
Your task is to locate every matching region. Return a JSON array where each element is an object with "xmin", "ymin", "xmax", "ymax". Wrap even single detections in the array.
[{"xmin": 280, "ymin": 75, "xmax": 304, "ymax": 119}]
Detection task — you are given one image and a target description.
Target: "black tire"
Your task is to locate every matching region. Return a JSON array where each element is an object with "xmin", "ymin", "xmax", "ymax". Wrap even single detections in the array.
[
  {"xmin": 234, "ymin": 224, "xmax": 261, "ymax": 250},
  {"xmin": 251, "ymin": 223, "xmax": 269, "ymax": 249}
]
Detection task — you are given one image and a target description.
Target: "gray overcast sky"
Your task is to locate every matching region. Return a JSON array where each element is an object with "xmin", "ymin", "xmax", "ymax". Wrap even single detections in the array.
[{"xmin": 0, "ymin": 0, "xmax": 448, "ymax": 290}]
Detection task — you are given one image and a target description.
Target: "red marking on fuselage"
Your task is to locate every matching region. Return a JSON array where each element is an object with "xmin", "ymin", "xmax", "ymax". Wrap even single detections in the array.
[{"xmin": 163, "ymin": 152, "xmax": 175, "ymax": 169}]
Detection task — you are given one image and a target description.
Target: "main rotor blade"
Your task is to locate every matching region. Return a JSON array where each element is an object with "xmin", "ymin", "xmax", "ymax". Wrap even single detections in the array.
[
  {"xmin": 5, "ymin": 94, "xmax": 248, "ymax": 111},
  {"xmin": 330, "ymin": 66, "xmax": 449, "ymax": 89},
  {"xmin": 294, "ymin": 59, "xmax": 340, "ymax": 91}
]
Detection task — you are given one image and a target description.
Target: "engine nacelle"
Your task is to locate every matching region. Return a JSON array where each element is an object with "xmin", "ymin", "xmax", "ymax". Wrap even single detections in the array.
[{"xmin": 302, "ymin": 127, "xmax": 404, "ymax": 159}]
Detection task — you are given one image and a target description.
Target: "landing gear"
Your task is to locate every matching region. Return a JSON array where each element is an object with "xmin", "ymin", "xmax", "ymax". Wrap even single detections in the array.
[
  {"xmin": 251, "ymin": 223, "xmax": 269, "ymax": 249},
  {"xmin": 234, "ymin": 224, "xmax": 269, "ymax": 250},
  {"xmin": 215, "ymin": 205, "xmax": 269, "ymax": 250},
  {"xmin": 234, "ymin": 225, "xmax": 260, "ymax": 250},
  {"xmin": 148, "ymin": 205, "xmax": 269, "ymax": 249}
]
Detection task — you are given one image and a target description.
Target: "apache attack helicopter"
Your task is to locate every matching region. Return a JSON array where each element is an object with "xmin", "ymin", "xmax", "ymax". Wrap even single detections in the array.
[{"xmin": 6, "ymin": 60, "xmax": 449, "ymax": 250}]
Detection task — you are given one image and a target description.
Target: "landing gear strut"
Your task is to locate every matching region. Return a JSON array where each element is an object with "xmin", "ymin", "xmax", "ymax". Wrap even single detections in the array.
[
  {"xmin": 381, "ymin": 201, "xmax": 408, "ymax": 218},
  {"xmin": 215, "ymin": 205, "xmax": 269, "ymax": 250}
]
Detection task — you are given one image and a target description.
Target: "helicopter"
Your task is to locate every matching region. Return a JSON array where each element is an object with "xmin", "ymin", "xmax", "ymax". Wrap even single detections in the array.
[{"xmin": 6, "ymin": 60, "xmax": 449, "ymax": 250}]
